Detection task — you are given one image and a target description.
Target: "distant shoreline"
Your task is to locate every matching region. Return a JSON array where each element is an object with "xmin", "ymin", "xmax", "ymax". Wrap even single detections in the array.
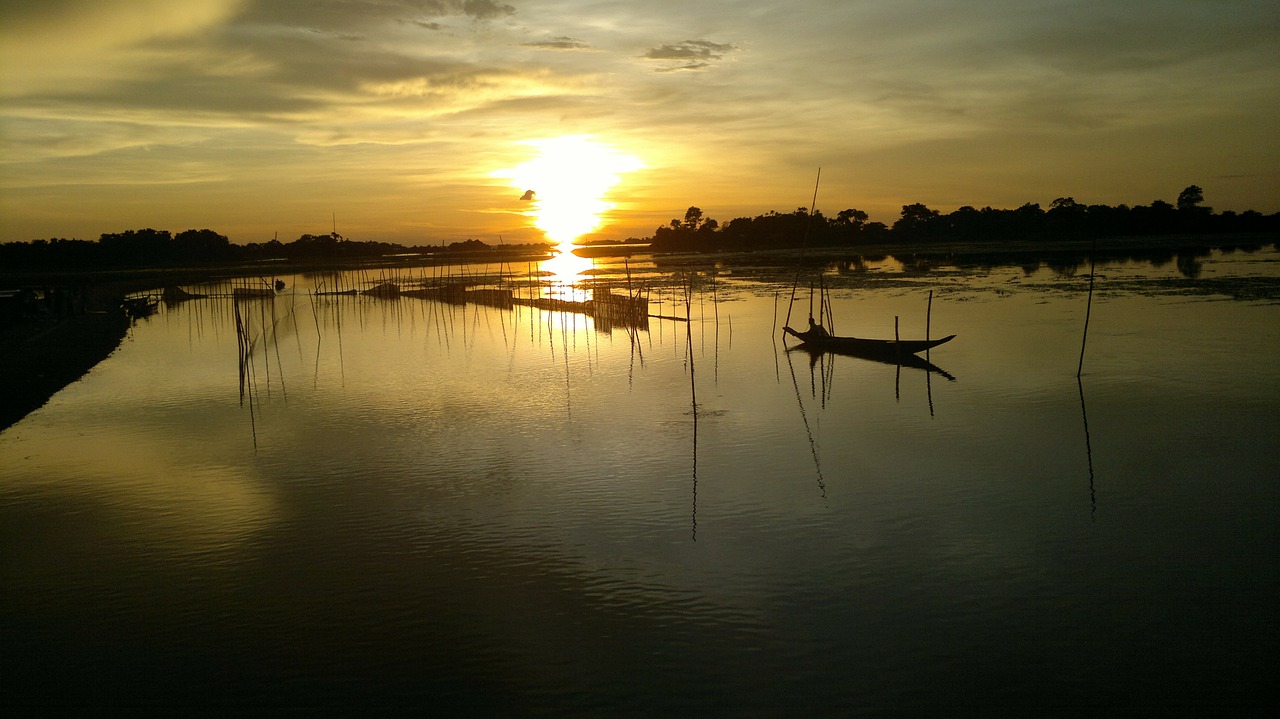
[
  {"xmin": 582, "ymin": 232, "xmax": 1279, "ymax": 263},
  {"xmin": 5, "ymin": 231, "xmax": 1273, "ymax": 283}
]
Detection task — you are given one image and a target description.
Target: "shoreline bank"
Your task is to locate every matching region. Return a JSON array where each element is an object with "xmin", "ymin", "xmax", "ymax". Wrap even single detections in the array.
[{"xmin": 0, "ymin": 306, "xmax": 131, "ymax": 432}]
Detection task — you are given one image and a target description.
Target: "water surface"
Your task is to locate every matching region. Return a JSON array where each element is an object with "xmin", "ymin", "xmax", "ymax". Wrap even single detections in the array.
[{"xmin": 3, "ymin": 247, "xmax": 1277, "ymax": 711}]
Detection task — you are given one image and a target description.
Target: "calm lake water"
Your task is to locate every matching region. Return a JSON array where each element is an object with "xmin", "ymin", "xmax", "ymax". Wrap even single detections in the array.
[{"xmin": 3, "ymin": 245, "xmax": 1277, "ymax": 712}]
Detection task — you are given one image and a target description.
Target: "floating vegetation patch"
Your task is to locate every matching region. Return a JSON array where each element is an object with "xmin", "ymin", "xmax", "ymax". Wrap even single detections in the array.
[{"xmin": 1101, "ymin": 276, "xmax": 1280, "ymax": 302}]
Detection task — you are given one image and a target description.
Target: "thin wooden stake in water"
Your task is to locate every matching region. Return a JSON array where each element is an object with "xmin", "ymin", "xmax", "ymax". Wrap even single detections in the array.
[
  {"xmin": 926, "ymin": 290, "xmax": 933, "ymax": 342},
  {"xmin": 895, "ymin": 315, "xmax": 901, "ymax": 400},
  {"xmin": 1077, "ymin": 239, "xmax": 1097, "ymax": 378}
]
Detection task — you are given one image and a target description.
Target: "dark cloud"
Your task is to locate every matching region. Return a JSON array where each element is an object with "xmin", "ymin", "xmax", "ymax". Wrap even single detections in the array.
[
  {"xmin": 11, "ymin": 24, "xmax": 497, "ymax": 123},
  {"xmin": 303, "ymin": 27, "xmax": 365, "ymax": 42},
  {"xmin": 654, "ymin": 62, "xmax": 709, "ymax": 74},
  {"xmin": 21, "ymin": 1, "xmax": 530, "ymax": 121},
  {"xmin": 390, "ymin": 0, "xmax": 516, "ymax": 21},
  {"xmin": 642, "ymin": 40, "xmax": 737, "ymax": 62},
  {"xmin": 641, "ymin": 39, "xmax": 738, "ymax": 72},
  {"xmin": 237, "ymin": 0, "xmax": 515, "ymax": 30},
  {"xmin": 523, "ymin": 36, "xmax": 592, "ymax": 50},
  {"xmin": 460, "ymin": 0, "xmax": 515, "ymax": 21}
]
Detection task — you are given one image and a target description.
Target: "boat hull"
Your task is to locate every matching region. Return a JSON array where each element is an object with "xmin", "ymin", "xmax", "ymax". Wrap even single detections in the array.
[{"xmin": 783, "ymin": 326, "xmax": 955, "ymax": 357}]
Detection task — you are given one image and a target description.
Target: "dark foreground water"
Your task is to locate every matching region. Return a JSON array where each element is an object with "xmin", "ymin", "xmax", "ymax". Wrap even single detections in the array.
[{"xmin": 2, "ymin": 247, "xmax": 1277, "ymax": 712}]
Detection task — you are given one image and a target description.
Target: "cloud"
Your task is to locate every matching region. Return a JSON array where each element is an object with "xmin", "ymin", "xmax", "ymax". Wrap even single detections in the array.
[
  {"xmin": 460, "ymin": 0, "xmax": 516, "ymax": 21},
  {"xmin": 1, "ymin": 0, "xmax": 542, "ymax": 129},
  {"xmin": 641, "ymin": 39, "xmax": 739, "ymax": 72},
  {"xmin": 642, "ymin": 39, "xmax": 738, "ymax": 62},
  {"xmin": 653, "ymin": 62, "xmax": 710, "ymax": 74},
  {"xmin": 0, "ymin": 0, "xmax": 246, "ymax": 95},
  {"xmin": 234, "ymin": 0, "xmax": 515, "ymax": 34},
  {"xmin": 302, "ymin": 27, "xmax": 365, "ymax": 42},
  {"xmin": 524, "ymin": 36, "xmax": 594, "ymax": 51}
]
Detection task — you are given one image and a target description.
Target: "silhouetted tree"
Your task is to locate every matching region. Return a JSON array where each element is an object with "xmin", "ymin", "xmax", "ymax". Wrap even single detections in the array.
[
  {"xmin": 98, "ymin": 228, "xmax": 173, "ymax": 265},
  {"xmin": 447, "ymin": 239, "xmax": 492, "ymax": 252},
  {"xmin": 893, "ymin": 203, "xmax": 942, "ymax": 241},
  {"xmin": 1047, "ymin": 197, "xmax": 1087, "ymax": 236},
  {"xmin": 173, "ymin": 229, "xmax": 233, "ymax": 261},
  {"xmin": 682, "ymin": 206, "xmax": 705, "ymax": 231},
  {"xmin": 1175, "ymin": 185, "xmax": 1213, "ymax": 233},
  {"xmin": 944, "ymin": 205, "xmax": 983, "ymax": 239},
  {"xmin": 1176, "ymin": 185, "xmax": 1207, "ymax": 213},
  {"xmin": 835, "ymin": 208, "xmax": 869, "ymax": 227}
]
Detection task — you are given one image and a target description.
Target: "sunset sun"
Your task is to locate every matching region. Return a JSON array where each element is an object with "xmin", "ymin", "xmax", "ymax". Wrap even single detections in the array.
[{"xmin": 495, "ymin": 136, "xmax": 643, "ymax": 248}]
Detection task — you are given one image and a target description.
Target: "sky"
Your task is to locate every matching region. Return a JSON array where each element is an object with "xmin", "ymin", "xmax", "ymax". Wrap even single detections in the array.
[{"xmin": 2, "ymin": 0, "xmax": 1277, "ymax": 246}]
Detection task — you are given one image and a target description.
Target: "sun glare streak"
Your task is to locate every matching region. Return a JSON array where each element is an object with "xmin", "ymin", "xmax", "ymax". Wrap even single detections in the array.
[
  {"xmin": 538, "ymin": 250, "xmax": 595, "ymax": 297},
  {"xmin": 494, "ymin": 136, "xmax": 643, "ymax": 248}
]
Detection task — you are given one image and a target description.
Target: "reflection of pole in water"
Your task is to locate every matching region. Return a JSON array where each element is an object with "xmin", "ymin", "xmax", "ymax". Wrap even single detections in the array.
[
  {"xmin": 682, "ymin": 277, "xmax": 700, "ymax": 416},
  {"xmin": 823, "ymin": 349, "xmax": 834, "ymax": 407},
  {"xmin": 269, "ymin": 296, "xmax": 287, "ymax": 403},
  {"xmin": 894, "ymin": 315, "xmax": 901, "ymax": 402},
  {"xmin": 289, "ymin": 290, "xmax": 305, "ymax": 367},
  {"xmin": 235, "ymin": 301, "xmax": 246, "ymax": 403},
  {"xmin": 926, "ymin": 362, "xmax": 934, "ymax": 418},
  {"xmin": 684, "ymin": 278, "xmax": 699, "ymax": 540},
  {"xmin": 691, "ymin": 378, "xmax": 698, "ymax": 542},
  {"xmin": 626, "ymin": 309, "xmax": 645, "ymax": 388},
  {"xmin": 1078, "ymin": 376, "xmax": 1097, "ymax": 519},
  {"xmin": 772, "ymin": 291, "xmax": 781, "ymax": 382},
  {"xmin": 562, "ymin": 303, "xmax": 572, "ymax": 419},
  {"xmin": 711, "ymin": 273, "xmax": 719, "ymax": 384},
  {"xmin": 784, "ymin": 348, "xmax": 827, "ymax": 499},
  {"xmin": 336, "ymin": 292, "xmax": 346, "ymax": 388},
  {"xmin": 234, "ymin": 300, "xmax": 259, "ymax": 449},
  {"xmin": 927, "ymin": 290, "xmax": 934, "ymax": 417},
  {"xmin": 309, "ymin": 291, "xmax": 323, "ymax": 389}
]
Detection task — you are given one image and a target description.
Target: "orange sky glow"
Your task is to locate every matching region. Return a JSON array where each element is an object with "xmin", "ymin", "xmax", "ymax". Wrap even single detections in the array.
[{"xmin": 2, "ymin": 1, "xmax": 1277, "ymax": 246}]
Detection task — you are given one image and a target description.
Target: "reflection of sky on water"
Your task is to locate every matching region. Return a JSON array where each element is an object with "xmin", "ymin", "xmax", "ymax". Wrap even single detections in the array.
[
  {"xmin": 1, "ymin": 245, "xmax": 1277, "ymax": 709},
  {"xmin": 7, "ymin": 246, "xmax": 1277, "ymax": 546}
]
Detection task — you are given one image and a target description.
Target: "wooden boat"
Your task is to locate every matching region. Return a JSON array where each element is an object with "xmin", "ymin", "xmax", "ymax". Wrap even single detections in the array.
[
  {"xmin": 232, "ymin": 286, "xmax": 275, "ymax": 299},
  {"xmin": 122, "ymin": 296, "xmax": 159, "ymax": 319},
  {"xmin": 783, "ymin": 325, "xmax": 955, "ymax": 358},
  {"xmin": 786, "ymin": 340, "xmax": 956, "ymax": 380}
]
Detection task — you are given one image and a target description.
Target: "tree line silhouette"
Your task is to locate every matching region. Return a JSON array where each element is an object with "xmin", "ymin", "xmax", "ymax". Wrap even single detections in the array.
[
  {"xmin": 0, "ymin": 230, "xmax": 546, "ymax": 271},
  {"xmin": 646, "ymin": 185, "xmax": 1279, "ymax": 252},
  {"xmin": 2, "ymin": 186, "xmax": 1276, "ymax": 270}
]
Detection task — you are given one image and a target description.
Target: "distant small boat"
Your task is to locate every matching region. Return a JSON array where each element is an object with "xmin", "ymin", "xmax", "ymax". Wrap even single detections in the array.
[
  {"xmin": 233, "ymin": 287, "xmax": 275, "ymax": 299},
  {"xmin": 122, "ymin": 296, "xmax": 159, "ymax": 318},
  {"xmin": 783, "ymin": 325, "xmax": 955, "ymax": 358}
]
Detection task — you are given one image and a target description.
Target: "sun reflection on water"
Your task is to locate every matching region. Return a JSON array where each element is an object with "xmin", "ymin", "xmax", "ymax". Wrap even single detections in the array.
[{"xmin": 536, "ymin": 246, "xmax": 595, "ymax": 303}]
